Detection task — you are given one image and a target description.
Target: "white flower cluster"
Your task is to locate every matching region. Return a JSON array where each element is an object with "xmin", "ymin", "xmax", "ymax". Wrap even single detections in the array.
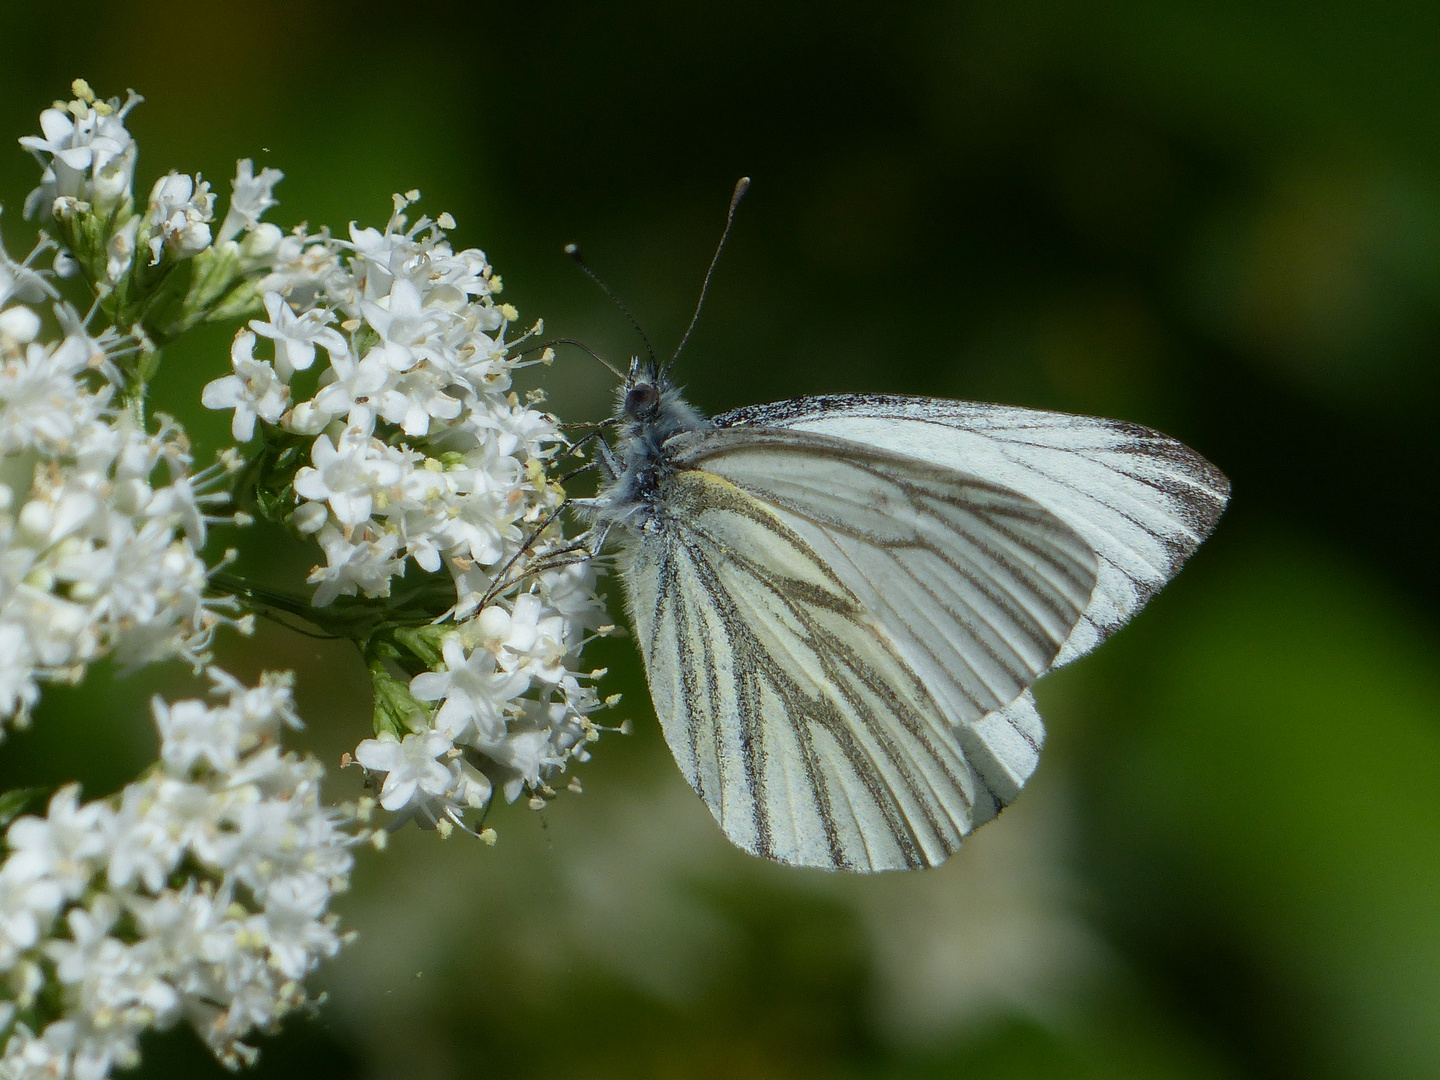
[
  {"xmin": 17, "ymin": 76, "xmax": 616, "ymax": 829},
  {"xmin": 355, "ymin": 581, "xmax": 611, "ymax": 823},
  {"xmin": 0, "ymin": 79, "xmax": 281, "ymax": 731},
  {"xmin": 18, "ymin": 83, "xmax": 140, "ymax": 226},
  {"xmin": 200, "ymin": 198, "xmax": 613, "ymax": 824},
  {"xmin": 0, "ymin": 245, "xmax": 237, "ymax": 728},
  {"xmin": 0, "ymin": 82, "xmax": 380, "ymax": 1077},
  {"xmin": 2, "ymin": 78, "xmax": 616, "ymax": 1080},
  {"xmin": 19, "ymin": 80, "xmax": 282, "ymax": 310},
  {"xmin": 0, "ymin": 670, "xmax": 360, "ymax": 1079}
]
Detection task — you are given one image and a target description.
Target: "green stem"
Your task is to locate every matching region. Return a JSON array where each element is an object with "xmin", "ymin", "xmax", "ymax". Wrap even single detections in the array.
[
  {"xmin": 208, "ymin": 569, "xmax": 452, "ymax": 647},
  {"xmin": 209, "ymin": 570, "xmax": 325, "ymax": 626}
]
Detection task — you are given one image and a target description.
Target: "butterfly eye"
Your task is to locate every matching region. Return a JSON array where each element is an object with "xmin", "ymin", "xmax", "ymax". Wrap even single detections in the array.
[{"xmin": 624, "ymin": 382, "xmax": 659, "ymax": 416}]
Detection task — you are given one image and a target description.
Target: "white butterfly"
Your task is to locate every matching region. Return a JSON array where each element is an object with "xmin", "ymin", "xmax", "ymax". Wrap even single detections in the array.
[
  {"xmin": 580, "ymin": 366, "xmax": 1229, "ymax": 873},
  {"xmin": 571, "ymin": 182, "xmax": 1229, "ymax": 872}
]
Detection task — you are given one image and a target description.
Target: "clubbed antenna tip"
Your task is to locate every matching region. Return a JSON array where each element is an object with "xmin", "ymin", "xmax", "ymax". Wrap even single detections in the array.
[
  {"xmin": 563, "ymin": 244, "xmax": 656, "ymax": 369},
  {"xmin": 665, "ymin": 176, "xmax": 752, "ymax": 378}
]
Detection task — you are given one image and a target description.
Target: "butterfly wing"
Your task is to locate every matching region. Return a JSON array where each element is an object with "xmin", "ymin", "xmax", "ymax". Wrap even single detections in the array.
[
  {"xmin": 626, "ymin": 428, "xmax": 1098, "ymax": 871},
  {"xmin": 714, "ymin": 395, "xmax": 1230, "ymax": 664}
]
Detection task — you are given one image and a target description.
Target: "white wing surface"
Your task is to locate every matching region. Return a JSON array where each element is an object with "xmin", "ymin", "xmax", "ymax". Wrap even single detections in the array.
[
  {"xmin": 626, "ymin": 432, "xmax": 1097, "ymax": 870},
  {"xmin": 713, "ymin": 396, "xmax": 1230, "ymax": 663}
]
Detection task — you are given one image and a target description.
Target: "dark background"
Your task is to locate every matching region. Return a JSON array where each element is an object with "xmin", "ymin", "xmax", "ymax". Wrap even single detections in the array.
[{"xmin": 2, "ymin": 2, "xmax": 1438, "ymax": 1077}]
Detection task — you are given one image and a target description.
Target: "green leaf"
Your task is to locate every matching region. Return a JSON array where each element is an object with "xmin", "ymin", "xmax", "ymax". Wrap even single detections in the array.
[
  {"xmin": 0, "ymin": 787, "xmax": 47, "ymax": 829},
  {"xmin": 393, "ymin": 625, "xmax": 447, "ymax": 669},
  {"xmin": 369, "ymin": 661, "xmax": 428, "ymax": 739}
]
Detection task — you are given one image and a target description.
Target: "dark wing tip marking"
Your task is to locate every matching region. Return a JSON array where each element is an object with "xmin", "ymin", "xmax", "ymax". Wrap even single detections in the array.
[{"xmin": 714, "ymin": 392, "xmax": 1231, "ymax": 590}]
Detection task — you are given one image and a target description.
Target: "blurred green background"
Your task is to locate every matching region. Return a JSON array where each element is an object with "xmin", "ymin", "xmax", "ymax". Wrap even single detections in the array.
[{"xmin": 3, "ymin": 1, "xmax": 1439, "ymax": 1077}]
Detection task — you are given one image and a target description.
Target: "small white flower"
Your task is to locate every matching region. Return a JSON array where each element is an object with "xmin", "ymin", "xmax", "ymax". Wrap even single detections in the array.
[
  {"xmin": 44, "ymin": 894, "xmax": 122, "ymax": 985},
  {"xmin": 410, "ymin": 635, "xmax": 530, "ymax": 743},
  {"xmin": 208, "ymin": 666, "xmax": 301, "ymax": 734},
  {"xmin": 486, "ymin": 726, "xmax": 561, "ymax": 802},
  {"xmin": 306, "ymin": 523, "xmax": 402, "ymax": 605},
  {"xmin": 376, "ymin": 368, "xmax": 462, "ymax": 437},
  {"xmin": 310, "ymin": 346, "xmax": 389, "ymax": 419},
  {"xmin": 20, "ymin": 107, "xmax": 99, "ymax": 173},
  {"xmin": 154, "ymin": 697, "xmax": 244, "ymax": 775},
  {"xmin": 248, "ymin": 291, "xmax": 348, "ymax": 381},
  {"xmin": 106, "ymin": 782, "xmax": 184, "ymax": 894},
  {"xmin": 4, "ymin": 785, "xmax": 112, "ymax": 898},
  {"xmin": 146, "ymin": 171, "xmax": 215, "ymax": 264},
  {"xmin": 353, "ymin": 729, "xmax": 454, "ymax": 812},
  {"xmin": 487, "ymin": 592, "xmax": 572, "ymax": 682},
  {"xmin": 216, "ymin": 158, "xmax": 284, "ymax": 243},
  {"xmin": 254, "ymin": 875, "xmax": 342, "ymax": 980},
  {"xmin": 0, "ymin": 234, "xmax": 57, "ymax": 307},
  {"xmin": 19, "ymin": 89, "xmax": 141, "ymax": 216},
  {"xmin": 293, "ymin": 430, "xmax": 401, "ymax": 526},
  {"xmin": 541, "ymin": 561, "xmax": 608, "ymax": 628},
  {"xmin": 90, "ymin": 141, "xmax": 138, "ymax": 213},
  {"xmin": 359, "ymin": 278, "xmax": 442, "ymax": 373},
  {"xmin": 237, "ymin": 220, "xmax": 283, "ymax": 269},
  {"xmin": 446, "ymin": 759, "xmax": 493, "ymax": 810},
  {"xmin": 470, "ymin": 397, "xmax": 561, "ymax": 458},
  {"xmin": 201, "ymin": 330, "xmax": 290, "ymax": 441},
  {"xmin": 0, "ymin": 342, "xmax": 92, "ymax": 453}
]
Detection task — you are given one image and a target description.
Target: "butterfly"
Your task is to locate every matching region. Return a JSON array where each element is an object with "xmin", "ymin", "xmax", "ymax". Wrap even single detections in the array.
[{"xmin": 572, "ymin": 184, "xmax": 1230, "ymax": 873}]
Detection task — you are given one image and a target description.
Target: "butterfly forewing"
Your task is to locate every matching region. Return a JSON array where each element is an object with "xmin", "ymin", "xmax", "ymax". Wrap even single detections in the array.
[
  {"xmin": 715, "ymin": 396, "xmax": 1231, "ymax": 664},
  {"xmin": 626, "ymin": 431, "xmax": 1099, "ymax": 870}
]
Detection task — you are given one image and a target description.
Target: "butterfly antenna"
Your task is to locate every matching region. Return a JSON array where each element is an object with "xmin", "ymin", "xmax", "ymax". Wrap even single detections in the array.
[
  {"xmin": 663, "ymin": 176, "xmax": 751, "ymax": 380},
  {"xmin": 564, "ymin": 244, "xmax": 657, "ymax": 371},
  {"xmin": 518, "ymin": 337, "xmax": 626, "ymax": 381}
]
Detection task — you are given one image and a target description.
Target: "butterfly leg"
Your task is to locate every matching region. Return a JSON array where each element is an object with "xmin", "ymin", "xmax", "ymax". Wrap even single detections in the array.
[
  {"xmin": 471, "ymin": 503, "xmax": 612, "ymax": 612},
  {"xmin": 593, "ymin": 436, "xmax": 622, "ymax": 480}
]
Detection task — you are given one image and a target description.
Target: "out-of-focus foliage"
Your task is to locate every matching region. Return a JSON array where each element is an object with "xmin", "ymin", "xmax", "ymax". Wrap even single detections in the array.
[{"xmin": 1, "ymin": 1, "xmax": 1437, "ymax": 1077}]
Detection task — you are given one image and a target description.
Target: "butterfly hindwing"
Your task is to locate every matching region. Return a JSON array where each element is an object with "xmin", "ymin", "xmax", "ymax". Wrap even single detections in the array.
[{"xmin": 625, "ymin": 432, "xmax": 1098, "ymax": 870}]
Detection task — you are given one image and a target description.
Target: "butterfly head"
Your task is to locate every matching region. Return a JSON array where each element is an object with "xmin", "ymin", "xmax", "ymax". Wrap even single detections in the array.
[
  {"xmin": 619, "ymin": 357, "xmax": 663, "ymax": 421},
  {"xmin": 614, "ymin": 357, "xmax": 708, "ymax": 445}
]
